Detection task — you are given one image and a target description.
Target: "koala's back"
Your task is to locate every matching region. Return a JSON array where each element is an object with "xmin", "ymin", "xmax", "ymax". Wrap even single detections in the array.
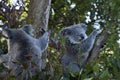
[
  {"xmin": 9, "ymin": 29, "xmax": 41, "ymax": 55},
  {"xmin": 0, "ymin": 25, "xmax": 49, "ymax": 79},
  {"xmin": 4, "ymin": 29, "xmax": 42, "ymax": 76}
]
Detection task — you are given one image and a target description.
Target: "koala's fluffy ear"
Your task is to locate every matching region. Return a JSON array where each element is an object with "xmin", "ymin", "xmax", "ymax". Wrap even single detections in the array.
[
  {"xmin": 21, "ymin": 25, "xmax": 33, "ymax": 36},
  {"xmin": 60, "ymin": 28, "xmax": 71, "ymax": 37}
]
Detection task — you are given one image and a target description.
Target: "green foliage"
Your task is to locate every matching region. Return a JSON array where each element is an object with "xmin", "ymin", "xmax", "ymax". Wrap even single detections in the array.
[
  {"xmin": 0, "ymin": 0, "xmax": 120, "ymax": 80},
  {"xmin": 48, "ymin": 0, "xmax": 120, "ymax": 80}
]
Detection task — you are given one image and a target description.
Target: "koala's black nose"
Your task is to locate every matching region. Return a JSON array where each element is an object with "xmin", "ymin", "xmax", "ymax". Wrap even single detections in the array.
[
  {"xmin": 81, "ymin": 36, "xmax": 84, "ymax": 39},
  {"xmin": 79, "ymin": 34, "xmax": 84, "ymax": 39}
]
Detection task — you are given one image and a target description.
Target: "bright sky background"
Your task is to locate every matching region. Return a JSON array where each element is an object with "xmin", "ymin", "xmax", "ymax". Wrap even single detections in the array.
[
  {"xmin": 0, "ymin": 0, "xmax": 120, "ymax": 44},
  {"xmin": 11, "ymin": 0, "xmax": 17, "ymax": 5},
  {"xmin": 0, "ymin": 28, "xmax": 2, "ymax": 31}
]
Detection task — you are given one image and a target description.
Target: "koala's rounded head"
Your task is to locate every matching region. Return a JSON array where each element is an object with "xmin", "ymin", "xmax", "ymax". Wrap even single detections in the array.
[
  {"xmin": 1, "ymin": 25, "xmax": 35, "ymax": 52},
  {"xmin": 1, "ymin": 25, "xmax": 33, "ymax": 40},
  {"xmin": 60, "ymin": 23, "xmax": 88, "ymax": 44}
]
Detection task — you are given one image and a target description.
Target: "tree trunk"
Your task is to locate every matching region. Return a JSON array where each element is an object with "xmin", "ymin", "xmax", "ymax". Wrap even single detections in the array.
[
  {"xmin": 27, "ymin": 0, "xmax": 51, "ymax": 37},
  {"xmin": 27, "ymin": 0, "xmax": 51, "ymax": 69},
  {"xmin": 87, "ymin": 31, "xmax": 109, "ymax": 62}
]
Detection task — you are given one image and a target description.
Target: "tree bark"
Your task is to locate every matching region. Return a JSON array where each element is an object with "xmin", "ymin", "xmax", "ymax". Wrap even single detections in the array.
[
  {"xmin": 87, "ymin": 31, "xmax": 109, "ymax": 62},
  {"xmin": 27, "ymin": 0, "xmax": 51, "ymax": 37},
  {"xmin": 27, "ymin": 0, "xmax": 51, "ymax": 69}
]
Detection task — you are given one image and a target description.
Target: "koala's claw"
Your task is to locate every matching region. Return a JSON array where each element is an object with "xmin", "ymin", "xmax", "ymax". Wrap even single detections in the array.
[{"xmin": 94, "ymin": 29, "xmax": 102, "ymax": 35}]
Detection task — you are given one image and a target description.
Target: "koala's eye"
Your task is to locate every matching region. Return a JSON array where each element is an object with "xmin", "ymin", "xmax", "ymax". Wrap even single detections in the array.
[
  {"xmin": 62, "ymin": 29, "xmax": 71, "ymax": 35},
  {"xmin": 79, "ymin": 34, "xmax": 84, "ymax": 40},
  {"xmin": 67, "ymin": 30, "xmax": 72, "ymax": 35},
  {"xmin": 77, "ymin": 34, "xmax": 84, "ymax": 40}
]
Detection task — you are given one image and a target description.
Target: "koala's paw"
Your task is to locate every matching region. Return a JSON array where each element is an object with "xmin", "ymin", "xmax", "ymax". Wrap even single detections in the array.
[{"xmin": 94, "ymin": 29, "xmax": 102, "ymax": 35}]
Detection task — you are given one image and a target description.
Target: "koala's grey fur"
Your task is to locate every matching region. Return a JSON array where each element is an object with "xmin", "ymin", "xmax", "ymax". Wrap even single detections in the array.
[
  {"xmin": 60, "ymin": 23, "xmax": 101, "ymax": 77},
  {"xmin": 0, "ymin": 25, "xmax": 49, "ymax": 79},
  {"xmin": 60, "ymin": 23, "xmax": 88, "ymax": 44},
  {"xmin": 61, "ymin": 40, "xmax": 80, "ymax": 77},
  {"xmin": 21, "ymin": 25, "xmax": 34, "ymax": 36}
]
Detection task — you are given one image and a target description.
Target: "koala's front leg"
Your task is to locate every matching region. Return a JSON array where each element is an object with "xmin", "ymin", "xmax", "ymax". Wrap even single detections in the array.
[
  {"xmin": 38, "ymin": 30, "xmax": 49, "ymax": 53},
  {"xmin": 79, "ymin": 29, "xmax": 101, "ymax": 68},
  {"xmin": 0, "ymin": 54, "xmax": 9, "ymax": 64}
]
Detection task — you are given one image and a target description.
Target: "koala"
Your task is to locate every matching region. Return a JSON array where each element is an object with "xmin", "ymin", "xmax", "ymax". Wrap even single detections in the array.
[
  {"xmin": 21, "ymin": 25, "xmax": 34, "ymax": 36},
  {"xmin": 0, "ymin": 25, "xmax": 49, "ymax": 79},
  {"xmin": 60, "ymin": 23, "xmax": 101, "ymax": 77},
  {"xmin": 60, "ymin": 23, "xmax": 88, "ymax": 44},
  {"xmin": 61, "ymin": 40, "xmax": 80, "ymax": 77}
]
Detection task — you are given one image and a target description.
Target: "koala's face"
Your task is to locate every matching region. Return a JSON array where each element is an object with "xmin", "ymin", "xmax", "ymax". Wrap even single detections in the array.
[{"xmin": 60, "ymin": 23, "xmax": 88, "ymax": 44}]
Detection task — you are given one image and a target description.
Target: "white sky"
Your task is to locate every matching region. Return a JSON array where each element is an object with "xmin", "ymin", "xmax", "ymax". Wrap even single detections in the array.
[
  {"xmin": 11, "ymin": 0, "xmax": 17, "ymax": 5},
  {"xmin": 70, "ymin": 3, "xmax": 76, "ymax": 8},
  {"xmin": 0, "ymin": 27, "xmax": 2, "ymax": 31},
  {"xmin": 1, "ymin": 0, "xmax": 120, "ymax": 44}
]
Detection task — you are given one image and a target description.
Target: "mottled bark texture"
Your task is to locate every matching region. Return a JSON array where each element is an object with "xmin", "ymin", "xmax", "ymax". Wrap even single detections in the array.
[
  {"xmin": 27, "ymin": 0, "xmax": 51, "ymax": 37},
  {"xmin": 87, "ymin": 31, "xmax": 109, "ymax": 62},
  {"xmin": 27, "ymin": 0, "xmax": 51, "ymax": 69}
]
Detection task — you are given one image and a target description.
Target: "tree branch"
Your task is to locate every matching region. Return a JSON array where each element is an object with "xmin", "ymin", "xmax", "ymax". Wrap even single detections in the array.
[
  {"xmin": 87, "ymin": 30, "xmax": 109, "ymax": 62},
  {"xmin": 27, "ymin": 0, "xmax": 51, "ymax": 70},
  {"xmin": 27, "ymin": 0, "xmax": 51, "ymax": 38}
]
